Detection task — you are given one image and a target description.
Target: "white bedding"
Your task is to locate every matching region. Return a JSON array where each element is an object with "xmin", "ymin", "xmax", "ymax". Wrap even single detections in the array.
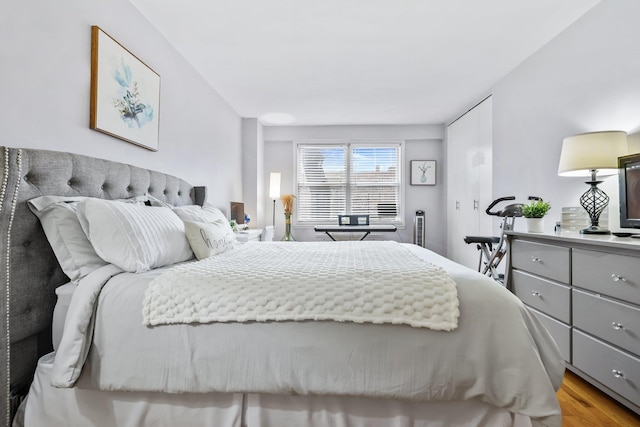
[
  {"xmin": 51, "ymin": 243, "xmax": 564, "ymax": 427},
  {"xmin": 19, "ymin": 354, "xmax": 243, "ymax": 427},
  {"xmin": 17, "ymin": 353, "xmax": 536, "ymax": 427},
  {"xmin": 143, "ymin": 241, "xmax": 459, "ymax": 329}
]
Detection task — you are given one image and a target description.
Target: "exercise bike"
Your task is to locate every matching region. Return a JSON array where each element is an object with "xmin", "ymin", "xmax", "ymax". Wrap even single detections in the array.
[{"xmin": 463, "ymin": 196, "xmax": 540, "ymax": 284}]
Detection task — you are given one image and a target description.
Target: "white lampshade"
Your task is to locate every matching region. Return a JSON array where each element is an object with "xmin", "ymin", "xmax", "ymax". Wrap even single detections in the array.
[
  {"xmin": 558, "ymin": 130, "xmax": 628, "ymax": 177},
  {"xmin": 269, "ymin": 172, "xmax": 281, "ymax": 199}
]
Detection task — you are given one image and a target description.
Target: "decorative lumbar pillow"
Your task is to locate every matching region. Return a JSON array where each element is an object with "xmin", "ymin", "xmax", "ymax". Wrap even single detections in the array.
[
  {"xmin": 183, "ymin": 220, "xmax": 235, "ymax": 260},
  {"xmin": 76, "ymin": 198, "xmax": 193, "ymax": 273},
  {"xmin": 173, "ymin": 203, "xmax": 236, "ymax": 240},
  {"xmin": 28, "ymin": 196, "xmax": 109, "ymax": 282}
]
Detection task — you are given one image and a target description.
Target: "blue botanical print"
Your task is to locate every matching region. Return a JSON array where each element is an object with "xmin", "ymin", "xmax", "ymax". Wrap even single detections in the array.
[
  {"xmin": 418, "ymin": 161, "xmax": 431, "ymax": 183},
  {"xmin": 112, "ymin": 59, "xmax": 154, "ymax": 128}
]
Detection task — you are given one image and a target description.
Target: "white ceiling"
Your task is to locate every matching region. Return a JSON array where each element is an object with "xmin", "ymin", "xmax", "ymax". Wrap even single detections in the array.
[{"xmin": 129, "ymin": 0, "xmax": 601, "ymax": 126}]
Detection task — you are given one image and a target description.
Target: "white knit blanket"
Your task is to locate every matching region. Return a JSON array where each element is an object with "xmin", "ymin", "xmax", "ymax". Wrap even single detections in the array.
[{"xmin": 142, "ymin": 241, "xmax": 460, "ymax": 331}]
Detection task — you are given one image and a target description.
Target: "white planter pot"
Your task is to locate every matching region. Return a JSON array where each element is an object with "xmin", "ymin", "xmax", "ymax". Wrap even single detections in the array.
[{"xmin": 526, "ymin": 218, "xmax": 544, "ymax": 233}]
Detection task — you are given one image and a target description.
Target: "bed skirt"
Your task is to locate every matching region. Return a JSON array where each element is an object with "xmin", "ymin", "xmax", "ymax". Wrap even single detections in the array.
[{"xmin": 15, "ymin": 353, "xmax": 536, "ymax": 427}]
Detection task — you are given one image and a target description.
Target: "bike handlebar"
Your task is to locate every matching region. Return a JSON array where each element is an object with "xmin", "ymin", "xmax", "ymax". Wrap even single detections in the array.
[
  {"xmin": 485, "ymin": 196, "xmax": 515, "ymax": 216},
  {"xmin": 485, "ymin": 196, "xmax": 542, "ymax": 216}
]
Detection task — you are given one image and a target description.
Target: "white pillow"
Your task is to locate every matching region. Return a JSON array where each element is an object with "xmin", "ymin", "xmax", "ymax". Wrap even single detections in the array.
[
  {"xmin": 28, "ymin": 196, "xmax": 109, "ymax": 282},
  {"xmin": 173, "ymin": 203, "xmax": 236, "ymax": 240},
  {"xmin": 145, "ymin": 194, "xmax": 173, "ymax": 208},
  {"xmin": 184, "ymin": 220, "xmax": 235, "ymax": 260},
  {"xmin": 77, "ymin": 199, "xmax": 193, "ymax": 273},
  {"xmin": 172, "ymin": 203, "xmax": 228, "ymax": 224}
]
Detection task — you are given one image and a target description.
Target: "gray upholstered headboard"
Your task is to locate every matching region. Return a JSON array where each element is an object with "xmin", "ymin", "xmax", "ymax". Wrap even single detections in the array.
[{"xmin": 0, "ymin": 147, "xmax": 206, "ymax": 426}]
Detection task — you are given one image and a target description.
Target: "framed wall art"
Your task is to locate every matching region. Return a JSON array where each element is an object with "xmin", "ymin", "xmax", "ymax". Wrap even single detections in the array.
[
  {"xmin": 410, "ymin": 160, "xmax": 436, "ymax": 185},
  {"xmin": 230, "ymin": 201, "xmax": 245, "ymax": 224},
  {"xmin": 90, "ymin": 26, "xmax": 160, "ymax": 151}
]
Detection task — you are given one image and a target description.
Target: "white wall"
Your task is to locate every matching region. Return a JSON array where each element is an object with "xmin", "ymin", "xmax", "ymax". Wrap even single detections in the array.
[
  {"xmin": 242, "ymin": 118, "xmax": 265, "ymax": 226},
  {"xmin": 263, "ymin": 125, "xmax": 447, "ymax": 254},
  {"xmin": 0, "ymin": 0, "xmax": 243, "ymax": 208},
  {"xmin": 491, "ymin": 0, "xmax": 640, "ymax": 233}
]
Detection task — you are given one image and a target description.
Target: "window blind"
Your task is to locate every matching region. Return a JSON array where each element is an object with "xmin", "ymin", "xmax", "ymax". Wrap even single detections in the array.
[
  {"xmin": 296, "ymin": 145, "xmax": 347, "ymax": 223},
  {"xmin": 350, "ymin": 145, "xmax": 400, "ymax": 222},
  {"xmin": 296, "ymin": 142, "xmax": 402, "ymax": 225}
]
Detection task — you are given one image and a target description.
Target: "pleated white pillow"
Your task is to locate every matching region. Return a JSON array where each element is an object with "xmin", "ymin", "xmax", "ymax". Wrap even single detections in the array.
[{"xmin": 77, "ymin": 199, "xmax": 193, "ymax": 273}]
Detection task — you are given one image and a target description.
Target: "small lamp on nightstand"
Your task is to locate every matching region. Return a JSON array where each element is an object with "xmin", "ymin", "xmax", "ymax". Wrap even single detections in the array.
[
  {"xmin": 558, "ymin": 130, "xmax": 628, "ymax": 234},
  {"xmin": 269, "ymin": 172, "xmax": 281, "ymax": 229}
]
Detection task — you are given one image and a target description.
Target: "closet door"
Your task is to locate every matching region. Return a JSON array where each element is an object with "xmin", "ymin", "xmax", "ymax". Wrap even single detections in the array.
[{"xmin": 446, "ymin": 96, "xmax": 493, "ymax": 269}]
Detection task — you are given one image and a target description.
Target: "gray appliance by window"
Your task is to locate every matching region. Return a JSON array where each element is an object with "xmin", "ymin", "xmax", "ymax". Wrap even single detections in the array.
[{"xmin": 414, "ymin": 210, "xmax": 425, "ymax": 247}]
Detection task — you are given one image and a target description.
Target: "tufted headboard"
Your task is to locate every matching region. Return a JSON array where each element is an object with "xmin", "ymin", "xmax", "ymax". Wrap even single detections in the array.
[{"xmin": 0, "ymin": 147, "xmax": 206, "ymax": 426}]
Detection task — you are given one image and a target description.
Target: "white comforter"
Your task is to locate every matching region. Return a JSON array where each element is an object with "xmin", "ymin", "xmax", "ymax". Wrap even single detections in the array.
[{"xmin": 52, "ymin": 243, "xmax": 564, "ymax": 427}]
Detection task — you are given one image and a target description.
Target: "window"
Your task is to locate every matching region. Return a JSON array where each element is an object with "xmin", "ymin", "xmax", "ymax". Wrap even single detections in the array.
[{"xmin": 296, "ymin": 141, "xmax": 403, "ymax": 225}]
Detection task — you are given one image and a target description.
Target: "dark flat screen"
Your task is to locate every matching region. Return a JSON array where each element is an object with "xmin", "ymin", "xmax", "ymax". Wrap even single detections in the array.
[{"xmin": 625, "ymin": 162, "xmax": 640, "ymax": 220}]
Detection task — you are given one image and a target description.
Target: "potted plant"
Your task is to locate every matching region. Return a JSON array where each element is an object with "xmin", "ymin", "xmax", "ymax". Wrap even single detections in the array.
[{"xmin": 522, "ymin": 200, "xmax": 551, "ymax": 233}]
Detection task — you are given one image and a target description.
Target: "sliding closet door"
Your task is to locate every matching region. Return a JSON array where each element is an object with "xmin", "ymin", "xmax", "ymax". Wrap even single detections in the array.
[{"xmin": 446, "ymin": 96, "xmax": 493, "ymax": 269}]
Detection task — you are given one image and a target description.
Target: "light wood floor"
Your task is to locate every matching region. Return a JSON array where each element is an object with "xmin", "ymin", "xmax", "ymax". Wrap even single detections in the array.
[{"xmin": 559, "ymin": 370, "xmax": 640, "ymax": 426}]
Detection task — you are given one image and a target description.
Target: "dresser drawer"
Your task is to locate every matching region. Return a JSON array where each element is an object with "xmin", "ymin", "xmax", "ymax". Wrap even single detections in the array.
[
  {"xmin": 573, "ymin": 249, "xmax": 640, "ymax": 305},
  {"xmin": 512, "ymin": 270, "xmax": 570, "ymax": 323},
  {"xmin": 573, "ymin": 330, "xmax": 640, "ymax": 407},
  {"xmin": 573, "ymin": 289, "xmax": 640, "ymax": 356},
  {"xmin": 528, "ymin": 306, "xmax": 571, "ymax": 362},
  {"xmin": 511, "ymin": 240, "xmax": 570, "ymax": 283}
]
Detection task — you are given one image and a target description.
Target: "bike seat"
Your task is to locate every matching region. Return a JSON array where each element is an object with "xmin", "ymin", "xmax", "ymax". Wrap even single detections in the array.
[{"xmin": 463, "ymin": 236, "xmax": 501, "ymax": 245}]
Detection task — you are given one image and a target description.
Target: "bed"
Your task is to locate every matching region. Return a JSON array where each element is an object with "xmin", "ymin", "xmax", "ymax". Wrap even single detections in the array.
[{"xmin": 0, "ymin": 147, "xmax": 565, "ymax": 427}]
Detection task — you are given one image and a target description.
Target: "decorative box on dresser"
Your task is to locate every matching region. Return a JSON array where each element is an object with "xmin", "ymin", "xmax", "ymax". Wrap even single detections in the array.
[{"xmin": 505, "ymin": 231, "xmax": 640, "ymax": 416}]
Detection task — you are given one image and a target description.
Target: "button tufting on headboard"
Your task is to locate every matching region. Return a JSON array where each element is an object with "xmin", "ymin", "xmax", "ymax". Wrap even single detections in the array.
[{"xmin": 0, "ymin": 146, "xmax": 205, "ymax": 426}]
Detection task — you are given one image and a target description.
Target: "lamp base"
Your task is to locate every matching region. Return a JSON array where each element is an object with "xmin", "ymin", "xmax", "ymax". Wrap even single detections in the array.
[
  {"xmin": 580, "ymin": 225, "xmax": 611, "ymax": 235},
  {"xmin": 578, "ymin": 171, "xmax": 610, "ymax": 236}
]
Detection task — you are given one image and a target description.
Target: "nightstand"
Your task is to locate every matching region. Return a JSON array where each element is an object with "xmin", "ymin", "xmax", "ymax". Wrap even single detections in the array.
[{"xmin": 235, "ymin": 228, "xmax": 263, "ymax": 243}]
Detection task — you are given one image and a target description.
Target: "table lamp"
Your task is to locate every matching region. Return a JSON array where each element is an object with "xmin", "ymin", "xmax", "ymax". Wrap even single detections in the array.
[
  {"xmin": 269, "ymin": 172, "xmax": 281, "ymax": 228},
  {"xmin": 558, "ymin": 130, "xmax": 628, "ymax": 234}
]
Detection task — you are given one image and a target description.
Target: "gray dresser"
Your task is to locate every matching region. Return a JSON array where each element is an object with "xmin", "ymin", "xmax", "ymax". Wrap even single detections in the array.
[{"xmin": 505, "ymin": 231, "xmax": 640, "ymax": 415}]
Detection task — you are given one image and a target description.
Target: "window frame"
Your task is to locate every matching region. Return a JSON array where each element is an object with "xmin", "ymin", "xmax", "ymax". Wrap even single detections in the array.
[{"xmin": 294, "ymin": 139, "xmax": 405, "ymax": 227}]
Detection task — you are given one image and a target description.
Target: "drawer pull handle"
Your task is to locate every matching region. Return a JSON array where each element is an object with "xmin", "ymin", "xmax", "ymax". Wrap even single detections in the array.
[
  {"xmin": 531, "ymin": 290, "xmax": 541, "ymax": 297},
  {"xmin": 611, "ymin": 274, "xmax": 626, "ymax": 282},
  {"xmin": 531, "ymin": 256, "xmax": 541, "ymax": 262},
  {"xmin": 612, "ymin": 369, "xmax": 625, "ymax": 379},
  {"xmin": 612, "ymin": 322, "xmax": 625, "ymax": 330}
]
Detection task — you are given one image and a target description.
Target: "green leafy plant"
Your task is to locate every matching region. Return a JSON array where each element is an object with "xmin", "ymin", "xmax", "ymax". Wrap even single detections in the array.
[{"xmin": 522, "ymin": 200, "xmax": 551, "ymax": 218}]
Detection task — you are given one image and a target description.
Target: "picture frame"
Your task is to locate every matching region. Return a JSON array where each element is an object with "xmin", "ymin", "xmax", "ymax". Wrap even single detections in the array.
[
  {"xmin": 410, "ymin": 160, "xmax": 436, "ymax": 185},
  {"xmin": 230, "ymin": 202, "xmax": 245, "ymax": 224},
  {"xmin": 90, "ymin": 26, "xmax": 160, "ymax": 151}
]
